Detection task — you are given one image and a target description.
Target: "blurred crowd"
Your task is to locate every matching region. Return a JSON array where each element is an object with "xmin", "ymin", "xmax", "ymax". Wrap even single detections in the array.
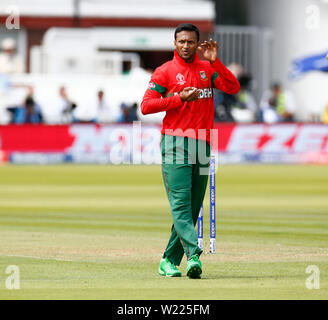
[
  {"xmin": 0, "ymin": 37, "xmax": 328, "ymax": 125},
  {"xmin": 4, "ymin": 85, "xmax": 139, "ymax": 125},
  {"xmin": 214, "ymin": 63, "xmax": 300, "ymax": 124},
  {"xmin": 0, "ymin": 38, "xmax": 140, "ymax": 125}
]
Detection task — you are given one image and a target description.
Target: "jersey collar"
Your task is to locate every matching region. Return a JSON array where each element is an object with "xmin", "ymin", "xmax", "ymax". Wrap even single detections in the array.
[{"xmin": 173, "ymin": 50, "xmax": 199, "ymax": 66}]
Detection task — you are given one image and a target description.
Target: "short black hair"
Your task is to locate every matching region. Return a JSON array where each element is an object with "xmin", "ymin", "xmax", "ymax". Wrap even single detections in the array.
[
  {"xmin": 25, "ymin": 97, "xmax": 35, "ymax": 107},
  {"xmin": 271, "ymin": 82, "xmax": 281, "ymax": 90},
  {"xmin": 239, "ymin": 74, "xmax": 252, "ymax": 89},
  {"xmin": 174, "ymin": 23, "xmax": 200, "ymax": 42}
]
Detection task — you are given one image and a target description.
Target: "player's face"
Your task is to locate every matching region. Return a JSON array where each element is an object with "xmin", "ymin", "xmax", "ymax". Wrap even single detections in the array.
[{"xmin": 174, "ymin": 31, "xmax": 199, "ymax": 62}]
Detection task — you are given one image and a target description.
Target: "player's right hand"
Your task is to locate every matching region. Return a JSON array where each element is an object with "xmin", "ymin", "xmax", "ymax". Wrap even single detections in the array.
[{"xmin": 179, "ymin": 87, "xmax": 201, "ymax": 102}]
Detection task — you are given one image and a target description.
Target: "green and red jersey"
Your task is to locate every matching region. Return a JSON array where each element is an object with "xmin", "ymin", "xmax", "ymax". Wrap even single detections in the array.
[{"xmin": 141, "ymin": 50, "xmax": 240, "ymax": 144}]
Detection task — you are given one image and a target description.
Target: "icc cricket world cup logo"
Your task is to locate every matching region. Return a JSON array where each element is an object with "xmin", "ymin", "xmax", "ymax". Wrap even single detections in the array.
[{"xmin": 176, "ymin": 73, "xmax": 186, "ymax": 85}]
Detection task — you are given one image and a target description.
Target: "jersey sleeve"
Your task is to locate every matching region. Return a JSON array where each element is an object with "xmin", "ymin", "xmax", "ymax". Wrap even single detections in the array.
[
  {"xmin": 210, "ymin": 59, "xmax": 240, "ymax": 95},
  {"xmin": 141, "ymin": 67, "xmax": 183, "ymax": 115}
]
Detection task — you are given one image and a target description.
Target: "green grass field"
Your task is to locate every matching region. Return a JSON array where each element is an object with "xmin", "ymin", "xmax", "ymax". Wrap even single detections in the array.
[{"xmin": 0, "ymin": 164, "xmax": 327, "ymax": 300}]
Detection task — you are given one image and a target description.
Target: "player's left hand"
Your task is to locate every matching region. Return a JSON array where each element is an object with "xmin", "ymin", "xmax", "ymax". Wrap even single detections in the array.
[{"xmin": 198, "ymin": 39, "xmax": 219, "ymax": 64}]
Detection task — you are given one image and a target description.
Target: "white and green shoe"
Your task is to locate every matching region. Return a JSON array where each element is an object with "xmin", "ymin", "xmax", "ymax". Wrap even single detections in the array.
[
  {"xmin": 186, "ymin": 255, "xmax": 202, "ymax": 279},
  {"xmin": 158, "ymin": 257, "xmax": 182, "ymax": 277}
]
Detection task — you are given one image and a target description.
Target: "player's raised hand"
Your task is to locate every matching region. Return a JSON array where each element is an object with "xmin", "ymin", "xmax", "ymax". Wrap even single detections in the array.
[
  {"xmin": 180, "ymin": 87, "xmax": 201, "ymax": 102},
  {"xmin": 198, "ymin": 39, "xmax": 219, "ymax": 64}
]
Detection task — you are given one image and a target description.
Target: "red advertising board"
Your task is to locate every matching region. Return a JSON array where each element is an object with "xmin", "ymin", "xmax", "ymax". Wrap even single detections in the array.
[{"xmin": 0, "ymin": 123, "xmax": 327, "ymax": 164}]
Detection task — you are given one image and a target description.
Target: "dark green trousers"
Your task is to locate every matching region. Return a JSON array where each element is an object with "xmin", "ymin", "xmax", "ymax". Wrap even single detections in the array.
[{"xmin": 161, "ymin": 135, "xmax": 210, "ymax": 266}]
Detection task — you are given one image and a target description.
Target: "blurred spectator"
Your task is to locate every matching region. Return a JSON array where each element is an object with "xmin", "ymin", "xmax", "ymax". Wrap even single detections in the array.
[
  {"xmin": 97, "ymin": 90, "xmax": 106, "ymax": 110},
  {"xmin": 13, "ymin": 96, "xmax": 43, "ymax": 124},
  {"xmin": 96, "ymin": 89, "xmax": 114, "ymax": 122},
  {"xmin": 260, "ymin": 82, "xmax": 296, "ymax": 123},
  {"xmin": 117, "ymin": 102, "xmax": 139, "ymax": 123},
  {"xmin": 231, "ymin": 74, "xmax": 257, "ymax": 123},
  {"xmin": 74, "ymin": 89, "xmax": 111, "ymax": 123},
  {"xmin": 129, "ymin": 103, "xmax": 139, "ymax": 122},
  {"xmin": 227, "ymin": 63, "xmax": 244, "ymax": 79},
  {"xmin": 214, "ymin": 63, "xmax": 251, "ymax": 123},
  {"xmin": 55, "ymin": 86, "xmax": 76, "ymax": 123},
  {"xmin": 6, "ymin": 86, "xmax": 42, "ymax": 123},
  {"xmin": 214, "ymin": 91, "xmax": 235, "ymax": 122},
  {"xmin": 322, "ymin": 103, "xmax": 328, "ymax": 124},
  {"xmin": 0, "ymin": 38, "xmax": 25, "ymax": 75}
]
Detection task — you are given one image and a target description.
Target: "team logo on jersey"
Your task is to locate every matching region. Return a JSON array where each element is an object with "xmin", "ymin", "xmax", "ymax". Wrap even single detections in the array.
[
  {"xmin": 176, "ymin": 73, "xmax": 186, "ymax": 85},
  {"xmin": 200, "ymin": 71, "xmax": 208, "ymax": 81}
]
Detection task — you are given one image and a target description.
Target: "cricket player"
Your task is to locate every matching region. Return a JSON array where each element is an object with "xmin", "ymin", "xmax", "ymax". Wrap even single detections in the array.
[{"xmin": 141, "ymin": 24, "xmax": 240, "ymax": 279}]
